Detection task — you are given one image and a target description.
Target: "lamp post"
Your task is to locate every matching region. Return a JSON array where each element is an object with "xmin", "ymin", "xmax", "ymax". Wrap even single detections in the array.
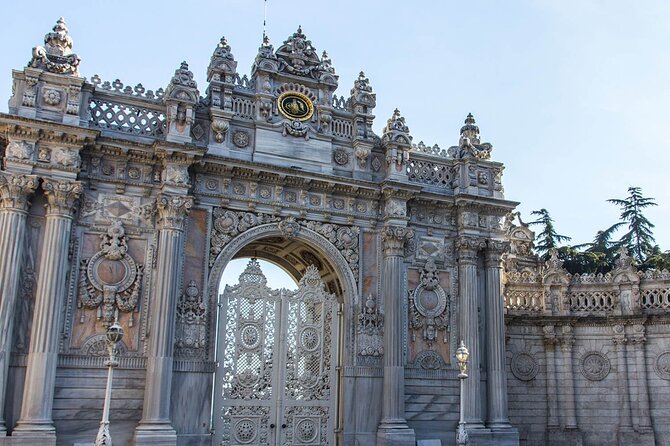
[
  {"xmin": 456, "ymin": 340, "xmax": 470, "ymax": 446},
  {"xmin": 95, "ymin": 322, "xmax": 124, "ymax": 446}
]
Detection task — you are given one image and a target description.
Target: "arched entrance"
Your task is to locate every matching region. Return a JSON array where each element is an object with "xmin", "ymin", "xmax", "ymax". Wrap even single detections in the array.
[{"xmin": 208, "ymin": 223, "xmax": 358, "ymax": 445}]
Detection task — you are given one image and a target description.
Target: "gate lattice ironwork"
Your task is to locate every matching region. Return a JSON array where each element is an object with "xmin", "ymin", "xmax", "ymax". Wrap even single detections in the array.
[{"xmin": 213, "ymin": 259, "xmax": 339, "ymax": 446}]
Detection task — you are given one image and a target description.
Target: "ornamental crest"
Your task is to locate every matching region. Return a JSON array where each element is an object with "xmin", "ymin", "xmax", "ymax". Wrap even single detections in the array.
[
  {"xmin": 175, "ymin": 280, "xmax": 207, "ymax": 357},
  {"xmin": 409, "ymin": 258, "xmax": 450, "ymax": 346},
  {"xmin": 357, "ymin": 294, "xmax": 383, "ymax": 357},
  {"xmin": 78, "ymin": 221, "xmax": 143, "ymax": 327}
]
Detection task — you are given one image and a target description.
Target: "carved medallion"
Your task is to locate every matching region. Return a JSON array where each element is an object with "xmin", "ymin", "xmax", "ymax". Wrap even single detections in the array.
[
  {"xmin": 511, "ymin": 352, "xmax": 538, "ymax": 381},
  {"xmin": 333, "ymin": 149, "xmax": 349, "ymax": 166},
  {"xmin": 233, "ymin": 130, "xmax": 250, "ymax": 148},
  {"xmin": 278, "ymin": 91, "xmax": 314, "ymax": 121},
  {"xmin": 409, "ymin": 259, "xmax": 449, "ymax": 346},
  {"xmin": 655, "ymin": 352, "xmax": 670, "ymax": 380},
  {"xmin": 581, "ymin": 352, "xmax": 610, "ymax": 381}
]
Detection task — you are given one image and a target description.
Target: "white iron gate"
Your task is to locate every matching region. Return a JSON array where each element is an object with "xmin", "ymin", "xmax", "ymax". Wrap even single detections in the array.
[{"xmin": 213, "ymin": 259, "xmax": 339, "ymax": 445}]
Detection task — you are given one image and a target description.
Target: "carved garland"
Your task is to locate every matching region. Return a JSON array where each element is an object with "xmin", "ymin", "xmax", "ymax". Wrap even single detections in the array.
[{"xmin": 210, "ymin": 210, "xmax": 360, "ymax": 282}]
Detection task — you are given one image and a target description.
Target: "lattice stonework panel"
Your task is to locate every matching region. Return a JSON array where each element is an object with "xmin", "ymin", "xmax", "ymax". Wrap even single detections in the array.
[{"xmin": 214, "ymin": 261, "xmax": 339, "ymax": 446}]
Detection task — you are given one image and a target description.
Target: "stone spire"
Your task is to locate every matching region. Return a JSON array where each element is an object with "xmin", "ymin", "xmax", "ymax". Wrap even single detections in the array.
[
  {"xmin": 207, "ymin": 36, "xmax": 237, "ymax": 82},
  {"xmin": 381, "ymin": 109, "xmax": 412, "ymax": 178},
  {"xmin": 29, "ymin": 17, "xmax": 81, "ymax": 76},
  {"xmin": 164, "ymin": 62, "xmax": 199, "ymax": 143},
  {"xmin": 381, "ymin": 108, "xmax": 411, "ymax": 145},
  {"xmin": 449, "ymin": 113, "xmax": 493, "ymax": 159}
]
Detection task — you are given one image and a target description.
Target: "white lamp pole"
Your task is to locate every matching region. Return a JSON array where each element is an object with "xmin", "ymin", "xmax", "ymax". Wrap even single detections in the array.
[
  {"xmin": 456, "ymin": 340, "xmax": 470, "ymax": 446},
  {"xmin": 95, "ymin": 322, "xmax": 124, "ymax": 446}
]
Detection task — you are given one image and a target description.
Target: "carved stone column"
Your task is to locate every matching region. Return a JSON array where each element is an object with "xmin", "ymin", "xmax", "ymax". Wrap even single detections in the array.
[
  {"xmin": 627, "ymin": 323, "xmax": 655, "ymax": 445},
  {"xmin": 13, "ymin": 179, "xmax": 82, "ymax": 444},
  {"xmin": 134, "ymin": 194, "xmax": 193, "ymax": 445},
  {"xmin": 555, "ymin": 324, "xmax": 582, "ymax": 445},
  {"xmin": 484, "ymin": 241, "xmax": 513, "ymax": 430},
  {"xmin": 456, "ymin": 236, "xmax": 485, "ymax": 428},
  {"xmin": 612, "ymin": 324, "xmax": 634, "ymax": 445},
  {"xmin": 542, "ymin": 325, "xmax": 559, "ymax": 430},
  {"xmin": 376, "ymin": 225, "xmax": 415, "ymax": 446},
  {"xmin": 0, "ymin": 174, "xmax": 38, "ymax": 435}
]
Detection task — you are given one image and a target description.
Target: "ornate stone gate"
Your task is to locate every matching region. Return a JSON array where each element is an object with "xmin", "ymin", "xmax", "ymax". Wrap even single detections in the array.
[{"xmin": 214, "ymin": 260, "xmax": 339, "ymax": 446}]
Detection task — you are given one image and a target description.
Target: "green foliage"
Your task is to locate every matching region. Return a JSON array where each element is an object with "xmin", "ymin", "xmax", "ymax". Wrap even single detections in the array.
[
  {"xmin": 641, "ymin": 245, "xmax": 670, "ymax": 271},
  {"xmin": 529, "ymin": 209, "xmax": 571, "ymax": 257},
  {"xmin": 557, "ymin": 246, "xmax": 611, "ymax": 275},
  {"xmin": 607, "ymin": 186, "xmax": 657, "ymax": 264}
]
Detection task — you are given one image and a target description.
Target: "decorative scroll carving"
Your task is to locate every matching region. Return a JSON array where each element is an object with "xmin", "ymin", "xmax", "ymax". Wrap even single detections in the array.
[
  {"xmin": 175, "ymin": 280, "xmax": 207, "ymax": 357},
  {"xmin": 42, "ymin": 179, "xmax": 83, "ymax": 215},
  {"xmin": 156, "ymin": 194, "xmax": 193, "ymax": 230},
  {"xmin": 77, "ymin": 221, "xmax": 143, "ymax": 327},
  {"xmin": 357, "ymin": 294, "xmax": 383, "ymax": 357},
  {"xmin": 301, "ymin": 221, "xmax": 359, "ymax": 281},
  {"xmin": 29, "ymin": 18, "xmax": 81, "ymax": 76},
  {"xmin": 409, "ymin": 259, "xmax": 449, "ymax": 347},
  {"xmin": 0, "ymin": 173, "xmax": 39, "ymax": 212},
  {"xmin": 511, "ymin": 352, "xmax": 539, "ymax": 381},
  {"xmin": 580, "ymin": 352, "xmax": 611, "ymax": 381},
  {"xmin": 381, "ymin": 225, "xmax": 414, "ymax": 257},
  {"xmin": 278, "ymin": 216, "xmax": 301, "ymax": 239}
]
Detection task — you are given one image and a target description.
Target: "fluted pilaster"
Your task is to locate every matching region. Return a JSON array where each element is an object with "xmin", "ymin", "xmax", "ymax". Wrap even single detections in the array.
[
  {"xmin": 13, "ymin": 179, "xmax": 82, "ymax": 442},
  {"xmin": 456, "ymin": 236, "xmax": 485, "ymax": 428},
  {"xmin": 612, "ymin": 325, "xmax": 632, "ymax": 435},
  {"xmin": 377, "ymin": 225, "xmax": 415, "ymax": 445},
  {"xmin": 0, "ymin": 173, "xmax": 38, "ymax": 435},
  {"xmin": 134, "ymin": 194, "xmax": 193, "ymax": 445},
  {"xmin": 484, "ymin": 241, "xmax": 512, "ymax": 428},
  {"xmin": 558, "ymin": 326, "xmax": 577, "ymax": 429},
  {"xmin": 628, "ymin": 324, "xmax": 652, "ymax": 432},
  {"xmin": 542, "ymin": 326, "xmax": 559, "ymax": 429}
]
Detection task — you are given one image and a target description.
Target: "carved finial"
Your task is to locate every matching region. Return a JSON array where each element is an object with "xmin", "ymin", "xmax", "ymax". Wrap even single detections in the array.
[
  {"xmin": 545, "ymin": 248, "xmax": 564, "ymax": 271},
  {"xmin": 448, "ymin": 112, "xmax": 493, "ymax": 159},
  {"xmin": 614, "ymin": 247, "xmax": 634, "ymax": 271},
  {"xmin": 30, "ymin": 17, "xmax": 80, "ymax": 75},
  {"xmin": 238, "ymin": 258, "xmax": 268, "ymax": 285},
  {"xmin": 166, "ymin": 61, "xmax": 198, "ymax": 101},
  {"xmin": 297, "ymin": 25, "xmax": 303, "ymax": 34},
  {"xmin": 352, "ymin": 71, "xmax": 373, "ymax": 93},
  {"xmin": 460, "ymin": 113, "xmax": 480, "ymax": 143}
]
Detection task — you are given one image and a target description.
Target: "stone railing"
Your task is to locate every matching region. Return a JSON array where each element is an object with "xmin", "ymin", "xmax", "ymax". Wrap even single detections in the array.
[
  {"xmin": 504, "ymin": 264, "xmax": 670, "ymax": 317},
  {"xmin": 406, "ymin": 153, "xmax": 454, "ymax": 190},
  {"xmin": 412, "ymin": 141, "xmax": 449, "ymax": 158},
  {"xmin": 88, "ymin": 95, "xmax": 166, "ymax": 139},
  {"xmin": 330, "ymin": 117, "xmax": 353, "ymax": 139}
]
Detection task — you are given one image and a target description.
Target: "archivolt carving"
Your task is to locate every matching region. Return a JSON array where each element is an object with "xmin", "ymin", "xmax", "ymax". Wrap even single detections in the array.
[
  {"xmin": 409, "ymin": 259, "xmax": 449, "ymax": 347},
  {"xmin": 210, "ymin": 209, "xmax": 360, "ymax": 282},
  {"xmin": 77, "ymin": 221, "xmax": 143, "ymax": 327}
]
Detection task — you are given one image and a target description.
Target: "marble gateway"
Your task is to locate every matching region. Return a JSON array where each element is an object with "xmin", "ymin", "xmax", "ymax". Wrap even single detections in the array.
[{"xmin": 0, "ymin": 18, "xmax": 668, "ymax": 446}]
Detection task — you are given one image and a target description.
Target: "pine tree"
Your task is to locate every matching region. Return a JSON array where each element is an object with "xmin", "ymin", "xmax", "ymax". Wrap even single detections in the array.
[
  {"xmin": 607, "ymin": 187, "xmax": 657, "ymax": 264},
  {"xmin": 529, "ymin": 209, "xmax": 571, "ymax": 256}
]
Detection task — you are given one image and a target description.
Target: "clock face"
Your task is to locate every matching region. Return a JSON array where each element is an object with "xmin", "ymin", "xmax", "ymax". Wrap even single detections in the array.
[{"xmin": 278, "ymin": 91, "xmax": 314, "ymax": 121}]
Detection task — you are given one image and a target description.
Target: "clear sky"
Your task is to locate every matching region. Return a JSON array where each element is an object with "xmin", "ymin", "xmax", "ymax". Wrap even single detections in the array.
[{"xmin": 3, "ymin": 0, "xmax": 669, "ymax": 250}]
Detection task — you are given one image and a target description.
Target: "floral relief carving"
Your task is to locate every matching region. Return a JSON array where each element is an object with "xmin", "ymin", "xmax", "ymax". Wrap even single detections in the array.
[
  {"xmin": 77, "ymin": 221, "xmax": 143, "ymax": 327},
  {"xmin": 53, "ymin": 147, "xmax": 80, "ymax": 167},
  {"xmin": 357, "ymin": 294, "xmax": 383, "ymax": 357},
  {"xmin": 5, "ymin": 141, "xmax": 34, "ymax": 161},
  {"xmin": 175, "ymin": 280, "xmax": 207, "ymax": 357},
  {"xmin": 511, "ymin": 352, "xmax": 539, "ymax": 381},
  {"xmin": 43, "ymin": 88, "xmax": 62, "ymax": 106}
]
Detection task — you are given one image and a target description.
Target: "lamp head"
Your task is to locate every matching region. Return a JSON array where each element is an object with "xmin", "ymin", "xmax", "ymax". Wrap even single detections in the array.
[
  {"xmin": 106, "ymin": 322, "xmax": 124, "ymax": 344},
  {"xmin": 456, "ymin": 340, "xmax": 469, "ymax": 376}
]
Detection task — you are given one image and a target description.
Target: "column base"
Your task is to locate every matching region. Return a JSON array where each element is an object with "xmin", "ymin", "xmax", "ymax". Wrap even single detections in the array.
[
  {"xmin": 5, "ymin": 424, "xmax": 56, "ymax": 446},
  {"xmin": 466, "ymin": 426, "xmax": 519, "ymax": 446},
  {"xmin": 546, "ymin": 427, "xmax": 583, "ymax": 446},
  {"xmin": 134, "ymin": 422, "xmax": 177, "ymax": 446},
  {"xmin": 617, "ymin": 428, "xmax": 654, "ymax": 446},
  {"xmin": 376, "ymin": 421, "xmax": 416, "ymax": 446}
]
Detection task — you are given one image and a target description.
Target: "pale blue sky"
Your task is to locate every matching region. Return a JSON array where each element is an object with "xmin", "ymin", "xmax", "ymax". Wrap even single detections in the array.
[{"xmin": 3, "ymin": 1, "xmax": 669, "ymax": 250}]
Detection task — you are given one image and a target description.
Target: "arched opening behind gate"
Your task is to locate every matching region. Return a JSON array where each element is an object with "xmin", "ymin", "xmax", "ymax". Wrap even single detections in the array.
[{"xmin": 208, "ymin": 225, "xmax": 358, "ymax": 445}]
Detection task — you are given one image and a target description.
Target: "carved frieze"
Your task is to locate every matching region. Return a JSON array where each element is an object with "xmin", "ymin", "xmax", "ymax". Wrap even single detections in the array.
[{"xmin": 77, "ymin": 221, "xmax": 143, "ymax": 327}]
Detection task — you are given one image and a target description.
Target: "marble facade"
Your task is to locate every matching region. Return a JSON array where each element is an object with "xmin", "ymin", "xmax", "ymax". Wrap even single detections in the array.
[{"xmin": 0, "ymin": 17, "xmax": 666, "ymax": 446}]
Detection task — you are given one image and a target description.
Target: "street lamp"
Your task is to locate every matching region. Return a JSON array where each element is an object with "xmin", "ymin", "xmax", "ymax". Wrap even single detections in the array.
[
  {"xmin": 95, "ymin": 322, "xmax": 124, "ymax": 446},
  {"xmin": 455, "ymin": 340, "xmax": 469, "ymax": 446}
]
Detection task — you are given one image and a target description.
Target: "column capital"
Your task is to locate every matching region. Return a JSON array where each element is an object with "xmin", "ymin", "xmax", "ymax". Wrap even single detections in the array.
[
  {"xmin": 455, "ymin": 236, "xmax": 486, "ymax": 265},
  {"xmin": 42, "ymin": 178, "xmax": 83, "ymax": 216},
  {"xmin": 484, "ymin": 239, "xmax": 510, "ymax": 266},
  {"xmin": 156, "ymin": 194, "xmax": 194, "ymax": 230},
  {"xmin": 0, "ymin": 173, "xmax": 39, "ymax": 212},
  {"xmin": 381, "ymin": 225, "xmax": 414, "ymax": 257}
]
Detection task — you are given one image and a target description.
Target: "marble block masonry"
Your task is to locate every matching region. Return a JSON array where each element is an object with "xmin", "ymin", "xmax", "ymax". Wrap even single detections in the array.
[{"xmin": 0, "ymin": 17, "xmax": 667, "ymax": 446}]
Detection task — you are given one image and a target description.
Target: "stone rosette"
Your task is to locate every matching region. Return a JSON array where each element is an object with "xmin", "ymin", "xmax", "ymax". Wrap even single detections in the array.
[
  {"xmin": 655, "ymin": 351, "xmax": 670, "ymax": 380},
  {"xmin": 580, "ymin": 351, "xmax": 611, "ymax": 381},
  {"xmin": 511, "ymin": 352, "xmax": 538, "ymax": 381}
]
